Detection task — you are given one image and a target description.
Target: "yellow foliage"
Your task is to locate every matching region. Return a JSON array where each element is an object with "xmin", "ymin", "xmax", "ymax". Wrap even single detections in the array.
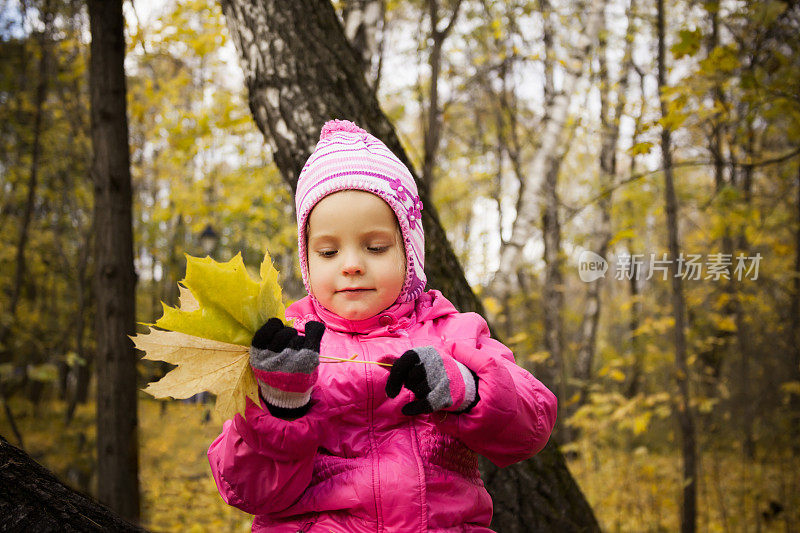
[
  {"xmin": 567, "ymin": 425, "xmax": 800, "ymax": 531},
  {"xmin": 609, "ymin": 369, "xmax": 626, "ymax": 383},
  {"xmin": 633, "ymin": 315, "xmax": 676, "ymax": 337},
  {"xmin": 482, "ymin": 296, "xmax": 502, "ymax": 316},
  {"xmin": 715, "ymin": 316, "xmax": 737, "ymax": 333},
  {"xmin": 506, "ymin": 331, "xmax": 530, "ymax": 345},
  {"xmin": 608, "ymin": 228, "xmax": 638, "ymax": 247},
  {"xmin": 527, "ymin": 350, "xmax": 551, "ymax": 364},
  {"xmin": 632, "ymin": 412, "xmax": 651, "ymax": 436},
  {"xmin": 781, "ymin": 381, "xmax": 800, "ymax": 396},
  {"xmin": 0, "ymin": 398, "xmax": 254, "ymax": 531},
  {"xmin": 26, "ymin": 363, "xmax": 59, "ymax": 383},
  {"xmin": 137, "ymin": 399, "xmax": 253, "ymax": 532}
]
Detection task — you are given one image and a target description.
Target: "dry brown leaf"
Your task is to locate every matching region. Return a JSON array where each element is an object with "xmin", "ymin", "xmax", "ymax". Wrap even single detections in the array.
[{"xmin": 134, "ymin": 328, "xmax": 259, "ymax": 421}]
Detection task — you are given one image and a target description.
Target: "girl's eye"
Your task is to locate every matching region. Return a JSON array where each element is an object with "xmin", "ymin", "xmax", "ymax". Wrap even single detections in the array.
[
  {"xmin": 367, "ymin": 245, "xmax": 389, "ymax": 253},
  {"xmin": 317, "ymin": 250, "xmax": 337, "ymax": 258}
]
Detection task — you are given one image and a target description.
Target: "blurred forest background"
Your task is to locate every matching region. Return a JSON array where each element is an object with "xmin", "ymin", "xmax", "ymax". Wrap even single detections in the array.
[{"xmin": 1, "ymin": 0, "xmax": 799, "ymax": 531}]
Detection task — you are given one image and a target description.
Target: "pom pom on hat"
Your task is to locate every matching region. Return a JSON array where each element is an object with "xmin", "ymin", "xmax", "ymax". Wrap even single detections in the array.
[
  {"xmin": 319, "ymin": 119, "xmax": 368, "ymax": 140},
  {"xmin": 295, "ymin": 120, "xmax": 427, "ymax": 305}
]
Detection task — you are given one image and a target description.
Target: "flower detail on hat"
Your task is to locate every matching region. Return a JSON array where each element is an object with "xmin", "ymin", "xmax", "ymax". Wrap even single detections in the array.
[
  {"xmin": 407, "ymin": 195, "xmax": 423, "ymax": 230},
  {"xmin": 389, "ymin": 178, "xmax": 409, "ymax": 201},
  {"xmin": 389, "ymin": 178, "xmax": 423, "ymax": 229}
]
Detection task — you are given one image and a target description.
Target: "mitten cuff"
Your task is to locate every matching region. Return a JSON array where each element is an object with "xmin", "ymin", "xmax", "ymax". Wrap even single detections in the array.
[
  {"xmin": 252, "ymin": 365, "xmax": 319, "ymax": 393},
  {"xmin": 250, "ymin": 345, "xmax": 320, "ymax": 393},
  {"xmin": 454, "ymin": 361, "xmax": 478, "ymax": 412},
  {"xmin": 258, "ymin": 381, "xmax": 312, "ymax": 410}
]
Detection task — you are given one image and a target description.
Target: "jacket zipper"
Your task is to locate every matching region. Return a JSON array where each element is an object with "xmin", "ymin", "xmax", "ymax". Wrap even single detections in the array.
[{"xmin": 357, "ymin": 334, "xmax": 384, "ymax": 532}]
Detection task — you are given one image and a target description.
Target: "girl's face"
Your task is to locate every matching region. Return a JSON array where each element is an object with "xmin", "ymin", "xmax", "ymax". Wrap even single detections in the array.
[{"xmin": 307, "ymin": 190, "xmax": 406, "ymax": 321}]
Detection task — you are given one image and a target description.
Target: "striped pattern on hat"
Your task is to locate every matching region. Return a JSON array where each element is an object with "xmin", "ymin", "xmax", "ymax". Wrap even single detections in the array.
[{"xmin": 296, "ymin": 120, "xmax": 426, "ymax": 304}]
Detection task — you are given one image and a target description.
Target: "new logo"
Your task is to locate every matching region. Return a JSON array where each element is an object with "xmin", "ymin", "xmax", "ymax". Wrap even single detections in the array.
[{"xmin": 578, "ymin": 250, "xmax": 608, "ymax": 282}]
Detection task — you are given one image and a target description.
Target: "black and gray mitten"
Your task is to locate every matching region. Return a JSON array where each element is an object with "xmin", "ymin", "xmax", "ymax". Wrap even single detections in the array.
[
  {"xmin": 249, "ymin": 318, "xmax": 325, "ymax": 418},
  {"xmin": 385, "ymin": 347, "xmax": 479, "ymax": 416}
]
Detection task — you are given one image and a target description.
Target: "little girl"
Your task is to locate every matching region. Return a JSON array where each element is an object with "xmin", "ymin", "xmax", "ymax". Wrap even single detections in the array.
[{"xmin": 208, "ymin": 120, "xmax": 557, "ymax": 532}]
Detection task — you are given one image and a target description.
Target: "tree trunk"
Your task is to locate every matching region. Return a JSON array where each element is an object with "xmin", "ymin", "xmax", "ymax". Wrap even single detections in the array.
[
  {"xmin": 624, "ymin": 67, "xmax": 647, "ymax": 399},
  {"xmin": 0, "ymin": 436, "xmax": 145, "ymax": 532},
  {"xmin": 537, "ymin": 0, "xmax": 588, "ymax": 423},
  {"xmin": 731, "ymin": 124, "xmax": 756, "ymax": 460},
  {"xmin": 220, "ymin": 0, "xmax": 479, "ymax": 311},
  {"xmin": 88, "ymin": 0, "xmax": 140, "ymax": 522},
  {"xmin": 792, "ymin": 163, "xmax": 800, "ymax": 455},
  {"xmin": 65, "ymin": 231, "xmax": 93, "ymax": 423},
  {"xmin": 697, "ymin": 0, "xmax": 731, "ymax": 412},
  {"xmin": 219, "ymin": 0, "xmax": 599, "ymax": 529},
  {"xmin": 656, "ymin": 1, "xmax": 697, "ymax": 531},
  {"xmin": 485, "ymin": 52, "xmax": 515, "ymax": 339},
  {"xmin": 542, "ymin": 155, "xmax": 566, "ymax": 408},
  {"xmin": 0, "ymin": 3, "xmax": 53, "ymax": 355}
]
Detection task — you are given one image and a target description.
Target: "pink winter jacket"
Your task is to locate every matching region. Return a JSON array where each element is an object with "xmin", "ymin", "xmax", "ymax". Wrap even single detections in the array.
[{"xmin": 208, "ymin": 290, "xmax": 557, "ymax": 532}]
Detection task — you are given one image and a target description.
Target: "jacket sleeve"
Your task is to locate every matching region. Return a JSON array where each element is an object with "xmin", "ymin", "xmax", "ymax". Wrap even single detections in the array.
[
  {"xmin": 207, "ymin": 393, "xmax": 323, "ymax": 515},
  {"xmin": 434, "ymin": 313, "xmax": 557, "ymax": 468}
]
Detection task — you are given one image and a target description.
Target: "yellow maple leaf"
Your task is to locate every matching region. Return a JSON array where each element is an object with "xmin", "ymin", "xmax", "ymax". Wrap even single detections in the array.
[
  {"xmin": 155, "ymin": 253, "xmax": 285, "ymax": 346},
  {"xmin": 134, "ymin": 251, "xmax": 285, "ymax": 421}
]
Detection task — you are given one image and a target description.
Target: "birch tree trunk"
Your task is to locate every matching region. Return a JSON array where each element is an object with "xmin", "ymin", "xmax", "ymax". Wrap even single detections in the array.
[
  {"xmin": 483, "ymin": 43, "xmax": 525, "ymax": 340},
  {"xmin": 342, "ymin": 0, "xmax": 384, "ymax": 90},
  {"xmin": 88, "ymin": 0, "xmax": 140, "ymax": 521},
  {"xmin": 574, "ymin": 0, "xmax": 635, "ymax": 399},
  {"xmin": 219, "ymin": 0, "xmax": 479, "ymax": 309},
  {"xmin": 421, "ymin": 0, "xmax": 462, "ymax": 188},
  {"xmin": 490, "ymin": 0, "xmax": 603, "ymax": 411},
  {"xmin": 624, "ymin": 67, "xmax": 647, "ymax": 398},
  {"xmin": 539, "ymin": 0, "xmax": 565, "ymax": 396},
  {"xmin": 656, "ymin": 0, "xmax": 697, "ymax": 531},
  {"xmin": 219, "ymin": 0, "xmax": 599, "ymax": 529},
  {"xmin": 493, "ymin": 0, "xmax": 604, "ymax": 293},
  {"xmin": 541, "ymin": 148, "xmax": 566, "ymax": 402}
]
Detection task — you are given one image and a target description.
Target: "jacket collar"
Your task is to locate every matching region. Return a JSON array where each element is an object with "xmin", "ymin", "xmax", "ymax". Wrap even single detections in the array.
[
  {"xmin": 310, "ymin": 297, "xmax": 416, "ymax": 335},
  {"xmin": 286, "ymin": 290, "xmax": 457, "ymax": 335}
]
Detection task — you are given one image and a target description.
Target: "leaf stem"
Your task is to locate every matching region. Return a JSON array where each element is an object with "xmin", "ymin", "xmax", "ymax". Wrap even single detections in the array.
[{"xmin": 320, "ymin": 354, "xmax": 392, "ymax": 367}]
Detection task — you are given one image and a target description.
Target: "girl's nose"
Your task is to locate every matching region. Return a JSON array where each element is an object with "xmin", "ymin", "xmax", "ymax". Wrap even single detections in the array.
[{"xmin": 341, "ymin": 251, "xmax": 364, "ymax": 275}]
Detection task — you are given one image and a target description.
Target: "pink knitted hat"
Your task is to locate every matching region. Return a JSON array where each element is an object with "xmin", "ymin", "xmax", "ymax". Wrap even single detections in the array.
[{"xmin": 296, "ymin": 119, "xmax": 426, "ymax": 304}]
